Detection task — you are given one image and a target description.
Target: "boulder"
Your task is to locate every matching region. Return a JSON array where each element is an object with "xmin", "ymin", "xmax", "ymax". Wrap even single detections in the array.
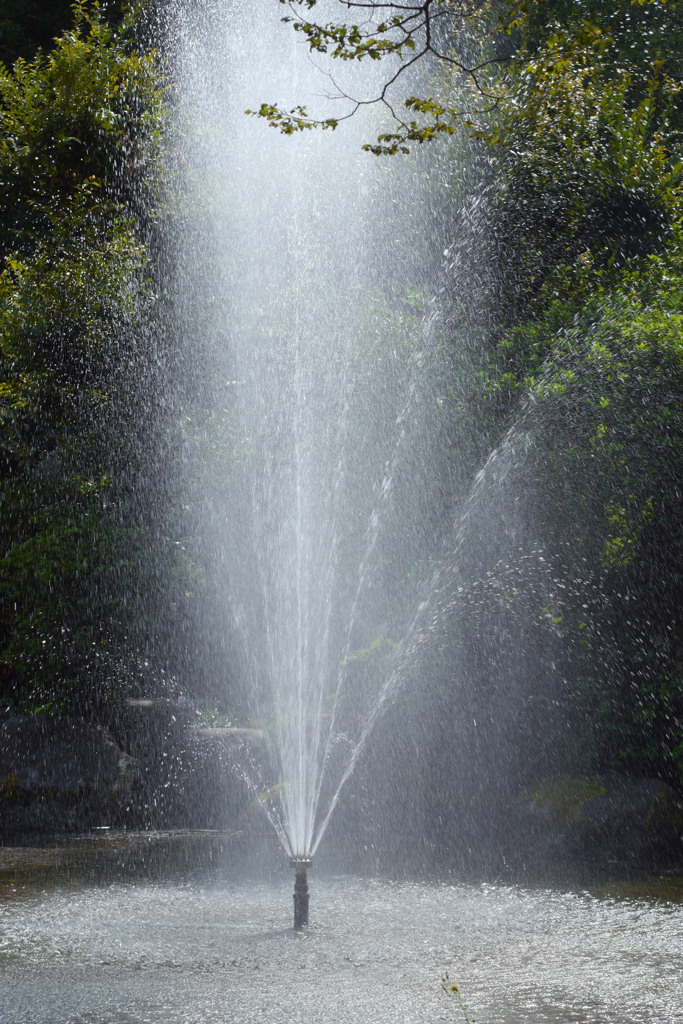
[
  {"xmin": 509, "ymin": 773, "xmax": 683, "ymax": 876},
  {"xmin": 178, "ymin": 726, "xmax": 261, "ymax": 830},
  {"xmin": 0, "ymin": 715, "xmax": 139, "ymax": 836}
]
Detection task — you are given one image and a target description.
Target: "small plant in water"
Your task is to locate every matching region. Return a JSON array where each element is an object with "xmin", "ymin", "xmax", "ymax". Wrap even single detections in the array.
[
  {"xmin": 191, "ymin": 707, "xmax": 233, "ymax": 728},
  {"xmin": 441, "ymin": 974, "xmax": 475, "ymax": 1024}
]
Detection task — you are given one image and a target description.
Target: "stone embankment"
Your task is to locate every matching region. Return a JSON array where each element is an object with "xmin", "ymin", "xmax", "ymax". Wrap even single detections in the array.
[
  {"xmin": 0, "ymin": 709, "xmax": 258, "ymax": 837},
  {"xmin": 0, "ymin": 715, "xmax": 138, "ymax": 834},
  {"xmin": 509, "ymin": 773, "xmax": 683, "ymax": 877}
]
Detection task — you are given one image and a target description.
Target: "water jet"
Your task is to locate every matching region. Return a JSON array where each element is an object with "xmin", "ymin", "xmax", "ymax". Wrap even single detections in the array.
[{"xmin": 167, "ymin": 0, "xmax": 445, "ymax": 904}]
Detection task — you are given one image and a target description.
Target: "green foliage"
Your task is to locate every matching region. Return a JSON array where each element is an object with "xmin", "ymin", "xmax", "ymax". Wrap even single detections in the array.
[
  {"xmin": 343, "ymin": 634, "xmax": 398, "ymax": 664},
  {"xmin": 280, "ymin": 3, "xmax": 419, "ymax": 61},
  {"xmin": 476, "ymin": 22, "xmax": 683, "ymax": 320},
  {"xmin": 0, "ymin": 0, "xmax": 163, "ymax": 476},
  {"xmin": 0, "ymin": 3, "xmax": 188, "ymax": 716},
  {"xmin": 362, "ymin": 97, "xmax": 459, "ymax": 156},
  {"xmin": 523, "ymin": 0, "xmax": 683, "ymax": 85},
  {"xmin": 420, "ymin": 5, "xmax": 683, "ymax": 790},
  {"xmin": 244, "ymin": 101, "xmax": 339, "ymax": 136},
  {"xmin": 0, "ymin": 511, "xmax": 190, "ymax": 714},
  {"xmin": 0, "ymin": 1, "xmax": 162, "ymax": 255},
  {"xmin": 499, "ymin": 286, "xmax": 683, "ymax": 776}
]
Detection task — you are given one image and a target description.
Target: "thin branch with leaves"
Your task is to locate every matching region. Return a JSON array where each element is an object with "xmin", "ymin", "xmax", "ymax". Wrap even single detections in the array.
[{"xmin": 247, "ymin": 0, "xmax": 524, "ymax": 153}]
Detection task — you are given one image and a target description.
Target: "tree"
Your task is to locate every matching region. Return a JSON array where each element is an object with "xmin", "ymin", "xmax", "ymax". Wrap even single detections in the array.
[
  {"xmin": 253, "ymin": 1, "xmax": 683, "ymax": 155},
  {"xmin": 481, "ymin": 23, "xmax": 683, "ymax": 324},
  {"xmin": 445, "ymin": 5, "xmax": 683, "ymax": 787},
  {"xmin": 0, "ymin": 3, "xmax": 192, "ymax": 717}
]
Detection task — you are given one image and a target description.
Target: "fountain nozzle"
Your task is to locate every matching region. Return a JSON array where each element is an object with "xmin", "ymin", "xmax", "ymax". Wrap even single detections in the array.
[{"xmin": 290, "ymin": 856, "xmax": 312, "ymax": 929}]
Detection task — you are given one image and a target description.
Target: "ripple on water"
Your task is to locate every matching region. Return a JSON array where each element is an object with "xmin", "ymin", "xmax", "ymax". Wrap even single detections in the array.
[{"xmin": 1, "ymin": 875, "xmax": 682, "ymax": 1023}]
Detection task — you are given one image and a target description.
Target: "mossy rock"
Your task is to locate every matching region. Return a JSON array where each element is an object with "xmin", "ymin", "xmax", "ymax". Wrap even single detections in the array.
[
  {"xmin": 647, "ymin": 789, "xmax": 683, "ymax": 833},
  {"xmin": 511, "ymin": 773, "xmax": 683, "ymax": 874},
  {"xmin": 593, "ymin": 874, "xmax": 683, "ymax": 903},
  {"xmin": 0, "ymin": 773, "xmax": 23, "ymax": 801},
  {"xmin": 517, "ymin": 775, "xmax": 608, "ymax": 823},
  {"xmin": 0, "ymin": 715, "xmax": 136, "ymax": 794}
]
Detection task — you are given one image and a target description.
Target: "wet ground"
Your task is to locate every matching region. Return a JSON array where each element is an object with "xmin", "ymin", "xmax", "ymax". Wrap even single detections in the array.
[{"xmin": 1, "ymin": 834, "xmax": 682, "ymax": 1024}]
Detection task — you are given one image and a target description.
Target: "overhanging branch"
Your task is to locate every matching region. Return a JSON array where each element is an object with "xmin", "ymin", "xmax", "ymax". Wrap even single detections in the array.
[{"xmin": 247, "ymin": 0, "xmax": 517, "ymax": 153}]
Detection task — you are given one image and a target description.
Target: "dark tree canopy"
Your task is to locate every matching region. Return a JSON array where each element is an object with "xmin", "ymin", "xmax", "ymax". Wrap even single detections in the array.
[{"xmin": 0, "ymin": 0, "xmax": 82, "ymax": 64}]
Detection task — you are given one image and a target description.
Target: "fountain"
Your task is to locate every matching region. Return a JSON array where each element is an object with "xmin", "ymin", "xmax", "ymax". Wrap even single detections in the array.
[
  {"xmin": 167, "ymin": 0, "xmax": 456, "ymax": 923},
  {"xmin": 2, "ymin": 5, "xmax": 683, "ymax": 1021},
  {"xmin": 144, "ymin": 0, "xmax": 683, "ymax": 948}
]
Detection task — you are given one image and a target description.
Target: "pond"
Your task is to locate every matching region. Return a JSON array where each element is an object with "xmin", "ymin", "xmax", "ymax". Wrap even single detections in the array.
[{"xmin": 1, "ymin": 837, "xmax": 681, "ymax": 1024}]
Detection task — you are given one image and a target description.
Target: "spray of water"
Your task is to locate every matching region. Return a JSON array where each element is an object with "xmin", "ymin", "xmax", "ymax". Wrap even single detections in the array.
[{"xmin": 168, "ymin": 0, "xmax": 470, "ymax": 860}]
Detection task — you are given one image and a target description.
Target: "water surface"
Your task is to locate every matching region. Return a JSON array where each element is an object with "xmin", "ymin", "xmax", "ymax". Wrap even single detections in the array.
[{"xmin": 2, "ymin": 872, "xmax": 681, "ymax": 1023}]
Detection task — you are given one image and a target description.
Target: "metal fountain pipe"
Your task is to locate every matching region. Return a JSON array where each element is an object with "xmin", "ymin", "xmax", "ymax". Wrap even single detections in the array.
[{"xmin": 290, "ymin": 856, "xmax": 312, "ymax": 929}]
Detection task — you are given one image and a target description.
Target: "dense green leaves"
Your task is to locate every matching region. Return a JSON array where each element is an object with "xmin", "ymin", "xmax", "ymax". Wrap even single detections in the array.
[
  {"xmin": 453, "ymin": 2, "xmax": 683, "ymax": 787},
  {"xmin": 0, "ymin": 3, "xmax": 188, "ymax": 716},
  {"xmin": 476, "ymin": 23, "xmax": 683, "ymax": 320}
]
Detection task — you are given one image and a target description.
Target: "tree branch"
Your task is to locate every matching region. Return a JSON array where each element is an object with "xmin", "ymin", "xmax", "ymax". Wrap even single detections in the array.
[{"xmin": 247, "ymin": 0, "xmax": 515, "ymax": 153}]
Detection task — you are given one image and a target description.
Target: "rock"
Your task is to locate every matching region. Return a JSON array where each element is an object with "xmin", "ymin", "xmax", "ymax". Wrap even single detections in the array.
[
  {"xmin": 0, "ymin": 715, "xmax": 137, "ymax": 793},
  {"xmin": 178, "ymin": 726, "xmax": 257, "ymax": 830},
  {"xmin": 115, "ymin": 697, "xmax": 188, "ymax": 762},
  {"xmin": 0, "ymin": 712, "xmax": 255, "ymax": 836},
  {"xmin": 189, "ymin": 726, "xmax": 267, "ymax": 745},
  {"xmin": 0, "ymin": 715, "xmax": 139, "ymax": 837},
  {"xmin": 509, "ymin": 773, "xmax": 683, "ymax": 877}
]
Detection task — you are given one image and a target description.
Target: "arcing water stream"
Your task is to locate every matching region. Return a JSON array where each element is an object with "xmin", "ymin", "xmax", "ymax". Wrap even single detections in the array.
[{"xmin": 169, "ymin": 0, "xmax": 455, "ymax": 864}]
